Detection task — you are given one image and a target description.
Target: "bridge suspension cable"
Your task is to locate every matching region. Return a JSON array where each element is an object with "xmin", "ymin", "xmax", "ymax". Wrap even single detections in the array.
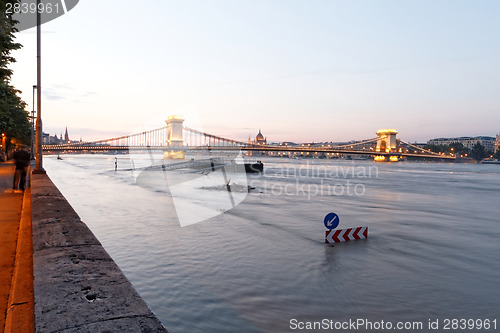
[
  {"xmin": 397, "ymin": 139, "xmax": 441, "ymax": 156},
  {"xmin": 49, "ymin": 126, "xmax": 168, "ymax": 148},
  {"xmin": 183, "ymin": 127, "xmax": 247, "ymax": 147},
  {"xmin": 324, "ymin": 137, "xmax": 380, "ymax": 150}
]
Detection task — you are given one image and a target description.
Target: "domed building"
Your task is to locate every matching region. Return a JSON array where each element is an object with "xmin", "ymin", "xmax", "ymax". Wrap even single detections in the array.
[
  {"xmin": 246, "ymin": 129, "xmax": 268, "ymax": 156},
  {"xmin": 253, "ymin": 129, "xmax": 267, "ymax": 145}
]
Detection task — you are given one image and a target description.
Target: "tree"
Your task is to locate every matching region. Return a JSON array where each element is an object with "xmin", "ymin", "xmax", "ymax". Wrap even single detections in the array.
[
  {"xmin": 470, "ymin": 143, "xmax": 487, "ymax": 162},
  {"xmin": 494, "ymin": 148, "xmax": 500, "ymax": 161},
  {"xmin": 424, "ymin": 144, "xmax": 448, "ymax": 153},
  {"xmin": 0, "ymin": 0, "xmax": 30, "ymax": 147},
  {"xmin": 448, "ymin": 142, "xmax": 469, "ymax": 156},
  {"xmin": 1, "ymin": 1, "xmax": 22, "ymax": 81},
  {"xmin": 0, "ymin": 81, "xmax": 30, "ymax": 141}
]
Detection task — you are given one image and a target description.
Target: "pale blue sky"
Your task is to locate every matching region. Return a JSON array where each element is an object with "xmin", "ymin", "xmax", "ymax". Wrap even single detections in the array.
[{"xmin": 11, "ymin": 0, "xmax": 500, "ymax": 142}]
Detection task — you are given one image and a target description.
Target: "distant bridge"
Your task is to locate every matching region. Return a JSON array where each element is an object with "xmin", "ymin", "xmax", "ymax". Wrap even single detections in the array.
[{"xmin": 42, "ymin": 116, "xmax": 455, "ymax": 161}]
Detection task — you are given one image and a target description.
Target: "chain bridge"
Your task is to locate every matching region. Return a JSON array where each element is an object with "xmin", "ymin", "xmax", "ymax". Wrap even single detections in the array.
[{"xmin": 42, "ymin": 115, "xmax": 454, "ymax": 161}]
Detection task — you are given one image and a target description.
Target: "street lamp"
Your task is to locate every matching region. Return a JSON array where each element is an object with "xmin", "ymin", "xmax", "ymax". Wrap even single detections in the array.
[
  {"xmin": 33, "ymin": 0, "xmax": 45, "ymax": 174},
  {"xmin": 31, "ymin": 85, "xmax": 37, "ymax": 159}
]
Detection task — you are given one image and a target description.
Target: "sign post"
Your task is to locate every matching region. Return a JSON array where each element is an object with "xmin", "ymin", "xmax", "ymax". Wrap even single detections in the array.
[{"xmin": 323, "ymin": 212, "xmax": 368, "ymax": 244}]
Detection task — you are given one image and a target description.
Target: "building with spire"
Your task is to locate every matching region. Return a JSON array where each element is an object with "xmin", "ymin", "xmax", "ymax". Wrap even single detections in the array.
[{"xmin": 42, "ymin": 127, "xmax": 78, "ymax": 144}]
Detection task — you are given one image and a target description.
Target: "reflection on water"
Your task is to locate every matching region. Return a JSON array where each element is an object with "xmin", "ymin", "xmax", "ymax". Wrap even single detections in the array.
[{"xmin": 45, "ymin": 155, "xmax": 500, "ymax": 333}]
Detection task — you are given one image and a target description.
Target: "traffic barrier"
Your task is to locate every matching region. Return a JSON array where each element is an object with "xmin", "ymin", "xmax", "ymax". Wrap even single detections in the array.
[{"xmin": 325, "ymin": 227, "xmax": 368, "ymax": 243}]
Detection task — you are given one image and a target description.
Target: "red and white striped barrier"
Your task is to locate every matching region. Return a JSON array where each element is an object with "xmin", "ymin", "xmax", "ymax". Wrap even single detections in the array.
[{"xmin": 325, "ymin": 227, "xmax": 368, "ymax": 244}]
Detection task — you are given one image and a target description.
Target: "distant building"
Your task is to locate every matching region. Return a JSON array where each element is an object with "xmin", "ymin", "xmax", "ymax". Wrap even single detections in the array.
[
  {"xmin": 428, "ymin": 136, "xmax": 496, "ymax": 152},
  {"xmin": 253, "ymin": 129, "xmax": 267, "ymax": 145},
  {"xmin": 42, "ymin": 132, "xmax": 62, "ymax": 144},
  {"xmin": 42, "ymin": 127, "xmax": 79, "ymax": 145},
  {"xmin": 279, "ymin": 142, "xmax": 298, "ymax": 147},
  {"xmin": 246, "ymin": 130, "xmax": 268, "ymax": 156},
  {"xmin": 496, "ymin": 133, "xmax": 500, "ymax": 153},
  {"xmin": 42, "ymin": 132, "xmax": 50, "ymax": 144}
]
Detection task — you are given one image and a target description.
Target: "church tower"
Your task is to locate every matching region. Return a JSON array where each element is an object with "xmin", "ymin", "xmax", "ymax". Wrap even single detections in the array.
[{"xmin": 64, "ymin": 127, "xmax": 69, "ymax": 143}]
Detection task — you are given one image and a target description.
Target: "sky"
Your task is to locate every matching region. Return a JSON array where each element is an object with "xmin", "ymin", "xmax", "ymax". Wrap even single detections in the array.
[{"xmin": 10, "ymin": 0, "xmax": 500, "ymax": 143}]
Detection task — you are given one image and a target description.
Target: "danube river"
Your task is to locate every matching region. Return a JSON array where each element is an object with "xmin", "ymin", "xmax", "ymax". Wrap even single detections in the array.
[{"xmin": 44, "ymin": 154, "xmax": 499, "ymax": 333}]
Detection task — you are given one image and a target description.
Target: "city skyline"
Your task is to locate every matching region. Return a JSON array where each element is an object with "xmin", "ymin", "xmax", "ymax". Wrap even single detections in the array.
[{"xmin": 10, "ymin": 0, "xmax": 500, "ymax": 143}]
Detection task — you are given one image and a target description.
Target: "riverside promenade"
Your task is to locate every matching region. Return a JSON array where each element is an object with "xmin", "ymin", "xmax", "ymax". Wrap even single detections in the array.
[
  {"xmin": 0, "ymin": 162, "xmax": 34, "ymax": 332},
  {"xmin": 1, "ymin": 162, "xmax": 167, "ymax": 332}
]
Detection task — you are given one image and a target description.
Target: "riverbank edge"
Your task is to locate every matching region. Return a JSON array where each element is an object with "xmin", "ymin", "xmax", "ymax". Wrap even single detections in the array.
[{"xmin": 31, "ymin": 172, "xmax": 168, "ymax": 332}]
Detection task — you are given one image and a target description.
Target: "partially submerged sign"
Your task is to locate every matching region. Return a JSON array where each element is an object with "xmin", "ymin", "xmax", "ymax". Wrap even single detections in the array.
[{"xmin": 325, "ymin": 227, "xmax": 368, "ymax": 244}]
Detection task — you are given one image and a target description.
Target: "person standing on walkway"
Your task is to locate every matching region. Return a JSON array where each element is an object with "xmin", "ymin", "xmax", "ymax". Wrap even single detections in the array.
[{"xmin": 12, "ymin": 146, "xmax": 30, "ymax": 191}]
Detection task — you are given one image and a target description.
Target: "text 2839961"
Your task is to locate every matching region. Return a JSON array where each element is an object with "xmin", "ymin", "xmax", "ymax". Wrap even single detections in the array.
[{"xmin": 6, "ymin": 2, "xmax": 62, "ymax": 15}]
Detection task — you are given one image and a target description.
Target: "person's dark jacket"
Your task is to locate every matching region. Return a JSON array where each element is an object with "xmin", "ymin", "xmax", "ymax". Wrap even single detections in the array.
[{"xmin": 13, "ymin": 150, "xmax": 30, "ymax": 170}]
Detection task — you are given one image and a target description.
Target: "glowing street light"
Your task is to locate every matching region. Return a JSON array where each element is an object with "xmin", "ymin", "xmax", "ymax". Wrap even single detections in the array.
[{"xmin": 1, "ymin": 133, "xmax": 6, "ymax": 160}]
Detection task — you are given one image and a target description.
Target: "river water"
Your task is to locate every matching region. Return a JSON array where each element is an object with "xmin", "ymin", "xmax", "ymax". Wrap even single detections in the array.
[{"xmin": 44, "ymin": 154, "xmax": 499, "ymax": 333}]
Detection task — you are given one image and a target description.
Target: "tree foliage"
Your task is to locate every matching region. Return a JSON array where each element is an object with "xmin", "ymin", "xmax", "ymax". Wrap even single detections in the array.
[
  {"xmin": 0, "ymin": 81, "xmax": 29, "ymax": 141},
  {"xmin": 424, "ymin": 143, "xmax": 470, "ymax": 156},
  {"xmin": 470, "ymin": 143, "xmax": 487, "ymax": 162},
  {"xmin": 448, "ymin": 142, "xmax": 469, "ymax": 156},
  {"xmin": 494, "ymin": 147, "xmax": 500, "ymax": 161},
  {"xmin": 0, "ymin": 0, "xmax": 30, "ymax": 146},
  {"xmin": 1, "ymin": 0, "xmax": 22, "ymax": 81},
  {"xmin": 424, "ymin": 144, "xmax": 448, "ymax": 153}
]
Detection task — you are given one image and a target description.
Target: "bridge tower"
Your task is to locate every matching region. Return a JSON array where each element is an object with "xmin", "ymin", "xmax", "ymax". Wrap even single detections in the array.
[
  {"xmin": 376, "ymin": 129, "xmax": 398, "ymax": 153},
  {"xmin": 164, "ymin": 115, "xmax": 185, "ymax": 159}
]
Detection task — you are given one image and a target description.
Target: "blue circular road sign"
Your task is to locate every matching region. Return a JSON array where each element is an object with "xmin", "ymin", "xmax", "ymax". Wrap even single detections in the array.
[{"xmin": 324, "ymin": 213, "xmax": 340, "ymax": 230}]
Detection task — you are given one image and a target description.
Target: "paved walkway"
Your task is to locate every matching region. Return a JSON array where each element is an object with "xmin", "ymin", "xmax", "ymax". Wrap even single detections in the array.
[{"xmin": 0, "ymin": 163, "xmax": 34, "ymax": 332}]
